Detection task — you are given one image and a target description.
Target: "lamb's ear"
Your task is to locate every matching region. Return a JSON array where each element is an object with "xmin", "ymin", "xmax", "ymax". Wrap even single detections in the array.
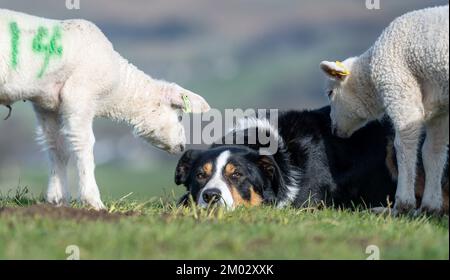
[
  {"xmin": 185, "ymin": 91, "xmax": 211, "ymax": 113},
  {"xmin": 320, "ymin": 61, "xmax": 350, "ymax": 81},
  {"xmin": 168, "ymin": 91, "xmax": 211, "ymax": 114},
  {"xmin": 175, "ymin": 149, "xmax": 201, "ymax": 186}
]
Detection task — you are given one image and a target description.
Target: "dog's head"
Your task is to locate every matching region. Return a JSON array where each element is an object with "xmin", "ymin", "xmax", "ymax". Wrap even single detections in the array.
[{"xmin": 175, "ymin": 146, "xmax": 281, "ymax": 209}]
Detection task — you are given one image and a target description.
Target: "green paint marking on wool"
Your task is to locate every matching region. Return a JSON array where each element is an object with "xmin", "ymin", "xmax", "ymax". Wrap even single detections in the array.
[
  {"xmin": 32, "ymin": 25, "xmax": 63, "ymax": 78},
  {"xmin": 9, "ymin": 22, "xmax": 20, "ymax": 69}
]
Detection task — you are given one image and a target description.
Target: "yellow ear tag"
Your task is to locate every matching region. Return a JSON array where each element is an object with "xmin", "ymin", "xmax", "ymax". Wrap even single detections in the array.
[
  {"xmin": 335, "ymin": 61, "xmax": 351, "ymax": 76},
  {"xmin": 182, "ymin": 94, "xmax": 192, "ymax": 113}
]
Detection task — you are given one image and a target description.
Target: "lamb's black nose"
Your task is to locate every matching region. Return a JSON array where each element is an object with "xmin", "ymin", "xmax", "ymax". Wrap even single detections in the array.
[{"xmin": 202, "ymin": 188, "xmax": 221, "ymax": 204}]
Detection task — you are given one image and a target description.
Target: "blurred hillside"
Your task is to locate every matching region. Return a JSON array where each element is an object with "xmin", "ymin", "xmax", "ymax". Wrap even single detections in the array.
[{"xmin": 0, "ymin": 0, "xmax": 448, "ymax": 199}]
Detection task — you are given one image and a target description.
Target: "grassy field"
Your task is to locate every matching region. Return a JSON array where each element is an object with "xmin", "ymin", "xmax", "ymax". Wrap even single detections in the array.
[
  {"xmin": 0, "ymin": 188, "xmax": 448, "ymax": 260},
  {"xmin": 0, "ymin": 164, "xmax": 183, "ymax": 201}
]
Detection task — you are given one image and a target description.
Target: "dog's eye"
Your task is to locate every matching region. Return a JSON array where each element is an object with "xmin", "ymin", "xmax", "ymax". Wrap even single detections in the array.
[
  {"xmin": 231, "ymin": 172, "xmax": 242, "ymax": 179},
  {"xmin": 327, "ymin": 90, "xmax": 334, "ymax": 98},
  {"xmin": 196, "ymin": 173, "xmax": 207, "ymax": 180}
]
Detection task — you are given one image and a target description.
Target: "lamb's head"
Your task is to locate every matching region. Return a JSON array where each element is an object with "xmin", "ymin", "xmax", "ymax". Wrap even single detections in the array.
[
  {"xmin": 136, "ymin": 82, "xmax": 210, "ymax": 154},
  {"xmin": 320, "ymin": 58, "xmax": 371, "ymax": 138}
]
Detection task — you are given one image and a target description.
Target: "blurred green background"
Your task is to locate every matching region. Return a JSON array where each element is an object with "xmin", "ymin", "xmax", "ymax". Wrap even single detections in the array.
[{"xmin": 0, "ymin": 0, "xmax": 447, "ymax": 201}]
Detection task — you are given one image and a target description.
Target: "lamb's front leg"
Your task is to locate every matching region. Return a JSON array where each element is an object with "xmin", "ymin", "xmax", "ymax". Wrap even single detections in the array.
[
  {"xmin": 34, "ymin": 106, "xmax": 71, "ymax": 206},
  {"xmin": 62, "ymin": 112, "xmax": 105, "ymax": 210},
  {"xmin": 393, "ymin": 111, "xmax": 422, "ymax": 215},
  {"xmin": 420, "ymin": 115, "xmax": 449, "ymax": 215}
]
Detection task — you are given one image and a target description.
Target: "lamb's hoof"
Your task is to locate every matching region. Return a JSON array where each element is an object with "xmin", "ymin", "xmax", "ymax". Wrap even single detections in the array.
[
  {"xmin": 418, "ymin": 205, "xmax": 443, "ymax": 217},
  {"xmin": 80, "ymin": 197, "xmax": 106, "ymax": 211},
  {"xmin": 419, "ymin": 196, "xmax": 443, "ymax": 217},
  {"xmin": 46, "ymin": 194, "xmax": 70, "ymax": 207},
  {"xmin": 392, "ymin": 201, "xmax": 416, "ymax": 217},
  {"xmin": 370, "ymin": 207, "xmax": 391, "ymax": 216},
  {"xmin": 87, "ymin": 201, "xmax": 106, "ymax": 211}
]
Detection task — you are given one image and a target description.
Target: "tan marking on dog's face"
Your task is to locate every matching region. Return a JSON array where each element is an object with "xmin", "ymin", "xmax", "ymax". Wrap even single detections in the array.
[
  {"xmin": 203, "ymin": 162, "xmax": 213, "ymax": 176},
  {"xmin": 249, "ymin": 187, "xmax": 263, "ymax": 206},
  {"xmin": 230, "ymin": 186, "xmax": 263, "ymax": 207},
  {"xmin": 230, "ymin": 186, "xmax": 244, "ymax": 206},
  {"xmin": 225, "ymin": 163, "xmax": 236, "ymax": 177}
]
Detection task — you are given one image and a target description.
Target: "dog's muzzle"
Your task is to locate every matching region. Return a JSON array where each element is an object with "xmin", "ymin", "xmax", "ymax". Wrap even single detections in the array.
[{"xmin": 201, "ymin": 188, "xmax": 222, "ymax": 204}]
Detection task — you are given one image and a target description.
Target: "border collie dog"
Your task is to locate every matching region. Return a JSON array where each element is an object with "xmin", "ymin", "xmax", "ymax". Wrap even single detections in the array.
[{"xmin": 175, "ymin": 107, "xmax": 448, "ymax": 212}]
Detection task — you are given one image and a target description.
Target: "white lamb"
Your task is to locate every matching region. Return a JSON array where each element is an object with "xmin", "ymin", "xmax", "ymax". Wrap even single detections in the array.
[
  {"xmin": 0, "ymin": 9, "xmax": 210, "ymax": 209},
  {"xmin": 319, "ymin": 5, "xmax": 449, "ymax": 215}
]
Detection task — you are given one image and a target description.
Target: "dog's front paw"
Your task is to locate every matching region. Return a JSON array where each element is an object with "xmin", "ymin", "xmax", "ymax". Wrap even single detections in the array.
[{"xmin": 177, "ymin": 193, "xmax": 192, "ymax": 207}]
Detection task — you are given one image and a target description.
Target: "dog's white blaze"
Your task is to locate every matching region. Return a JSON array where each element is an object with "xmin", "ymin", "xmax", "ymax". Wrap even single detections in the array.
[{"xmin": 198, "ymin": 151, "xmax": 234, "ymax": 209}]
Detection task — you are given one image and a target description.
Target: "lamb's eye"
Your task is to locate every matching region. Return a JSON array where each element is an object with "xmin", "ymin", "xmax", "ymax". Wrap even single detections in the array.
[
  {"xmin": 178, "ymin": 115, "xmax": 183, "ymax": 122},
  {"xmin": 327, "ymin": 90, "xmax": 334, "ymax": 98}
]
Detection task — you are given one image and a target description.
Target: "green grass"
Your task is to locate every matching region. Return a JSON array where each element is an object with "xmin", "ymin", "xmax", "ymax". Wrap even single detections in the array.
[
  {"xmin": 0, "ymin": 164, "xmax": 183, "ymax": 201},
  {"xmin": 0, "ymin": 188, "xmax": 448, "ymax": 260}
]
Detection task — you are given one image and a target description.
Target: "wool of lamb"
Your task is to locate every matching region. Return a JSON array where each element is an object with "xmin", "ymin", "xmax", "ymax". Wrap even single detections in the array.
[
  {"xmin": 0, "ymin": 9, "xmax": 210, "ymax": 209},
  {"xmin": 320, "ymin": 5, "xmax": 449, "ymax": 215}
]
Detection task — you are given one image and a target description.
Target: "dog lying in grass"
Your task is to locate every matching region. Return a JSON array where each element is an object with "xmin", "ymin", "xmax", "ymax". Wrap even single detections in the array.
[{"xmin": 175, "ymin": 106, "xmax": 449, "ymax": 213}]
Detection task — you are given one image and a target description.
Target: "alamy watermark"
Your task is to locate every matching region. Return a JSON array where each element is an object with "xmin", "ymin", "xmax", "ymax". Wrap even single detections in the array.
[
  {"xmin": 365, "ymin": 245, "xmax": 380, "ymax": 260},
  {"xmin": 365, "ymin": 0, "xmax": 381, "ymax": 10},
  {"xmin": 66, "ymin": 245, "xmax": 80, "ymax": 260},
  {"xmin": 182, "ymin": 108, "xmax": 279, "ymax": 155},
  {"xmin": 66, "ymin": 0, "xmax": 81, "ymax": 10}
]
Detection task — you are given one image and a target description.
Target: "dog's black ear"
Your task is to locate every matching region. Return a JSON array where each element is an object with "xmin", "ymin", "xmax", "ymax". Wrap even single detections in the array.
[
  {"xmin": 175, "ymin": 149, "xmax": 201, "ymax": 186},
  {"xmin": 256, "ymin": 155, "xmax": 277, "ymax": 179},
  {"xmin": 255, "ymin": 155, "xmax": 283, "ymax": 195}
]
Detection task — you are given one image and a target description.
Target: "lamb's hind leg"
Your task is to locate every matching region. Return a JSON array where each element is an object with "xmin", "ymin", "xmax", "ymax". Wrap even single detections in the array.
[
  {"xmin": 420, "ymin": 114, "xmax": 449, "ymax": 215},
  {"xmin": 34, "ymin": 105, "xmax": 71, "ymax": 206}
]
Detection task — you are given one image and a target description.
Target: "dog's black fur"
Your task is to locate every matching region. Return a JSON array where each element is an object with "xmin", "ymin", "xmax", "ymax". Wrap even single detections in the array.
[
  {"xmin": 176, "ymin": 106, "xmax": 449, "ymax": 211},
  {"xmin": 275, "ymin": 106, "xmax": 396, "ymax": 208}
]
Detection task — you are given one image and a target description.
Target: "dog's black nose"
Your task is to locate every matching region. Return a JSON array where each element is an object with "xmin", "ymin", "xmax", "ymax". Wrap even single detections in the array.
[{"xmin": 202, "ymin": 188, "xmax": 221, "ymax": 204}]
